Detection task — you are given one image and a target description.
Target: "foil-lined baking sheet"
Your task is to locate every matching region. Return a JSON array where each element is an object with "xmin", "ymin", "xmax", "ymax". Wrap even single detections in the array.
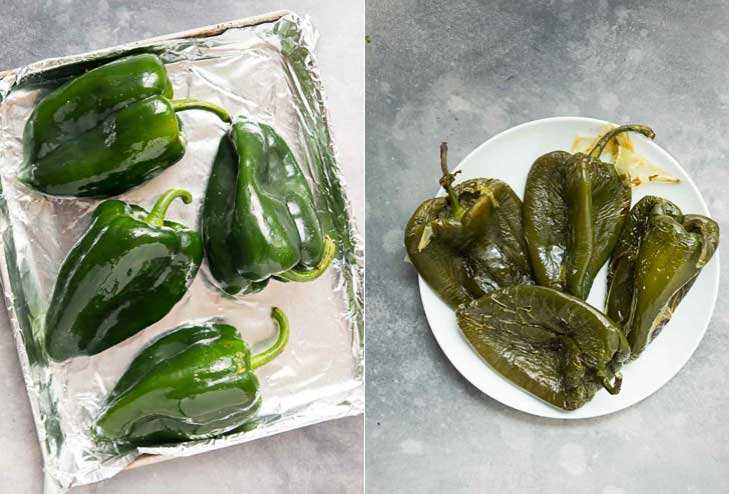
[{"xmin": 0, "ymin": 11, "xmax": 363, "ymax": 493}]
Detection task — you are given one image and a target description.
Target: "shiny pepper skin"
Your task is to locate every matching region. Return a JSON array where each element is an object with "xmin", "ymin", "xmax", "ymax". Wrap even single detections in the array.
[
  {"xmin": 19, "ymin": 54, "xmax": 231, "ymax": 198},
  {"xmin": 202, "ymin": 116, "xmax": 335, "ymax": 296},
  {"xmin": 95, "ymin": 308, "xmax": 289, "ymax": 446},
  {"xmin": 44, "ymin": 189, "xmax": 202, "ymax": 361}
]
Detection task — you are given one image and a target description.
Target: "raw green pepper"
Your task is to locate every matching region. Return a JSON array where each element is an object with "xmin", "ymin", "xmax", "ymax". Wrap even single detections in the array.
[
  {"xmin": 95, "ymin": 308, "xmax": 289, "ymax": 446},
  {"xmin": 523, "ymin": 124, "xmax": 655, "ymax": 299},
  {"xmin": 19, "ymin": 53, "xmax": 231, "ymax": 198},
  {"xmin": 606, "ymin": 196, "xmax": 719, "ymax": 358},
  {"xmin": 457, "ymin": 285, "xmax": 629, "ymax": 411},
  {"xmin": 202, "ymin": 116, "xmax": 335, "ymax": 295},
  {"xmin": 44, "ymin": 189, "xmax": 202, "ymax": 361},
  {"xmin": 405, "ymin": 143, "xmax": 534, "ymax": 308}
]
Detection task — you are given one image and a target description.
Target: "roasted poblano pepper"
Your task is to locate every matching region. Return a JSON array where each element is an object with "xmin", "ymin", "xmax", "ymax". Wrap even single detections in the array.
[
  {"xmin": 44, "ymin": 189, "xmax": 202, "ymax": 361},
  {"xmin": 202, "ymin": 116, "xmax": 335, "ymax": 295},
  {"xmin": 457, "ymin": 285, "xmax": 629, "ymax": 410},
  {"xmin": 606, "ymin": 196, "xmax": 719, "ymax": 358},
  {"xmin": 404, "ymin": 143, "xmax": 534, "ymax": 308},
  {"xmin": 20, "ymin": 54, "xmax": 231, "ymax": 198},
  {"xmin": 523, "ymin": 124, "xmax": 656, "ymax": 299},
  {"xmin": 95, "ymin": 308, "xmax": 289, "ymax": 446}
]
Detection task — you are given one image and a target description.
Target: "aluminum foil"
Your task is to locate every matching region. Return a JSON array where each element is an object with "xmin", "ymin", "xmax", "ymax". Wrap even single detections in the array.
[{"xmin": 0, "ymin": 11, "xmax": 363, "ymax": 493}]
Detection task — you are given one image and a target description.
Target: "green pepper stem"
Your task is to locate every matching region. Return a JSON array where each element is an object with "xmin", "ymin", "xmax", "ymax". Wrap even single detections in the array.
[
  {"xmin": 277, "ymin": 235, "xmax": 337, "ymax": 282},
  {"xmin": 251, "ymin": 307, "xmax": 290, "ymax": 370},
  {"xmin": 171, "ymin": 98, "xmax": 232, "ymax": 123},
  {"xmin": 143, "ymin": 189, "xmax": 192, "ymax": 227},
  {"xmin": 438, "ymin": 142, "xmax": 466, "ymax": 219},
  {"xmin": 588, "ymin": 124, "xmax": 656, "ymax": 160},
  {"xmin": 599, "ymin": 370, "xmax": 623, "ymax": 395}
]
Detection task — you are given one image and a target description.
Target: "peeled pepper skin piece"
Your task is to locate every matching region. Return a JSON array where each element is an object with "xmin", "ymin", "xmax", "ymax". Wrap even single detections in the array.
[
  {"xmin": 202, "ymin": 116, "xmax": 335, "ymax": 296},
  {"xmin": 523, "ymin": 124, "xmax": 655, "ymax": 299},
  {"xmin": 606, "ymin": 196, "xmax": 719, "ymax": 358},
  {"xmin": 44, "ymin": 189, "xmax": 202, "ymax": 361},
  {"xmin": 457, "ymin": 285, "xmax": 629, "ymax": 411},
  {"xmin": 19, "ymin": 53, "xmax": 231, "ymax": 198},
  {"xmin": 404, "ymin": 143, "xmax": 534, "ymax": 308},
  {"xmin": 94, "ymin": 308, "xmax": 289, "ymax": 446}
]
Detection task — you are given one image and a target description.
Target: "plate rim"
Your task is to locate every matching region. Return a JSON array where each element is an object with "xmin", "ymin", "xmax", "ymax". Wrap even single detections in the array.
[{"xmin": 418, "ymin": 116, "xmax": 721, "ymax": 419}]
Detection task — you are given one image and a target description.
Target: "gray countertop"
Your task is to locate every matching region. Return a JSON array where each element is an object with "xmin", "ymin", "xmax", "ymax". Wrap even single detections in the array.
[
  {"xmin": 0, "ymin": 1, "xmax": 363, "ymax": 493},
  {"xmin": 365, "ymin": 1, "xmax": 728, "ymax": 493}
]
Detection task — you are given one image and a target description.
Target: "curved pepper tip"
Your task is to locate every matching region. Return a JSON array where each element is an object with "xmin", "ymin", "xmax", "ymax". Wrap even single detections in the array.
[{"xmin": 600, "ymin": 371, "xmax": 623, "ymax": 395}]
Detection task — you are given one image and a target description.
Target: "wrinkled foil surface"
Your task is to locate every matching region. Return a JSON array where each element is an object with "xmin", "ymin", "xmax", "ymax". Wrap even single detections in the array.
[{"xmin": 0, "ymin": 12, "xmax": 363, "ymax": 493}]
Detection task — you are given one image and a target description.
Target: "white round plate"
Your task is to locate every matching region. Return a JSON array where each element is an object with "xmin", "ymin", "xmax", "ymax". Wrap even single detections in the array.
[{"xmin": 419, "ymin": 117, "xmax": 720, "ymax": 419}]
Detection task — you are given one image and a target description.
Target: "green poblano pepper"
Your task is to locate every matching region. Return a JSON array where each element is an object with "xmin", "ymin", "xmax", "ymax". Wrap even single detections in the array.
[
  {"xmin": 606, "ymin": 196, "xmax": 719, "ymax": 358},
  {"xmin": 20, "ymin": 54, "xmax": 231, "ymax": 198},
  {"xmin": 457, "ymin": 285, "xmax": 629, "ymax": 411},
  {"xmin": 95, "ymin": 308, "xmax": 289, "ymax": 446},
  {"xmin": 44, "ymin": 189, "xmax": 202, "ymax": 361},
  {"xmin": 605, "ymin": 196, "xmax": 683, "ymax": 328},
  {"xmin": 523, "ymin": 124, "xmax": 656, "ymax": 299},
  {"xmin": 202, "ymin": 116, "xmax": 336, "ymax": 295},
  {"xmin": 405, "ymin": 143, "xmax": 534, "ymax": 308}
]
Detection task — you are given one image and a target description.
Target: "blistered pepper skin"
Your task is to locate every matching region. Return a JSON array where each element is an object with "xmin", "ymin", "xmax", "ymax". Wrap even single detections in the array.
[
  {"xmin": 457, "ymin": 285, "xmax": 629, "ymax": 410},
  {"xmin": 95, "ymin": 309, "xmax": 289, "ymax": 446},
  {"xmin": 605, "ymin": 196, "xmax": 683, "ymax": 328},
  {"xmin": 405, "ymin": 144, "xmax": 534, "ymax": 308},
  {"xmin": 606, "ymin": 196, "xmax": 719, "ymax": 358},
  {"xmin": 521, "ymin": 151, "xmax": 572, "ymax": 291},
  {"xmin": 44, "ymin": 190, "xmax": 202, "ymax": 361},
  {"xmin": 202, "ymin": 117, "xmax": 334, "ymax": 295},
  {"xmin": 20, "ymin": 54, "xmax": 230, "ymax": 198},
  {"xmin": 405, "ymin": 178, "xmax": 534, "ymax": 308},
  {"xmin": 523, "ymin": 125, "xmax": 655, "ymax": 299}
]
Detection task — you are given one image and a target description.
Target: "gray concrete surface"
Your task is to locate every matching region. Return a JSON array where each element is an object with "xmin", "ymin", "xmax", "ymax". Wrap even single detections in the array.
[
  {"xmin": 0, "ymin": 1, "xmax": 363, "ymax": 493},
  {"xmin": 365, "ymin": 1, "xmax": 728, "ymax": 493}
]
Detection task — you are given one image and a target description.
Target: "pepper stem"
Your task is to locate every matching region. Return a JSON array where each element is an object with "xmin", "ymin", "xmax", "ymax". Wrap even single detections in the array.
[
  {"xmin": 588, "ymin": 124, "xmax": 656, "ymax": 160},
  {"xmin": 171, "ymin": 98, "xmax": 232, "ymax": 123},
  {"xmin": 439, "ymin": 142, "xmax": 466, "ymax": 219},
  {"xmin": 143, "ymin": 189, "xmax": 192, "ymax": 227},
  {"xmin": 277, "ymin": 235, "xmax": 337, "ymax": 282},
  {"xmin": 251, "ymin": 307, "xmax": 290, "ymax": 370},
  {"xmin": 599, "ymin": 370, "xmax": 623, "ymax": 395}
]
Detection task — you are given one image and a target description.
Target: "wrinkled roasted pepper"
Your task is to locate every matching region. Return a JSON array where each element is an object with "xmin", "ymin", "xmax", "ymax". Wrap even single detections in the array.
[
  {"xmin": 202, "ymin": 116, "xmax": 335, "ymax": 295},
  {"xmin": 45, "ymin": 189, "xmax": 202, "ymax": 361},
  {"xmin": 606, "ymin": 196, "xmax": 719, "ymax": 358},
  {"xmin": 20, "ymin": 53, "xmax": 231, "ymax": 198},
  {"xmin": 457, "ymin": 285, "xmax": 629, "ymax": 410},
  {"xmin": 405, "ymin": 143, "xmax": 534, "ymax": 308},
  {"xmin": 95, "ymin": 308, "xmax": 289, "ymax": 446},
  {"xmin": 523, "ymin": 124, "xmax": 656, "ymax": 299}
]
